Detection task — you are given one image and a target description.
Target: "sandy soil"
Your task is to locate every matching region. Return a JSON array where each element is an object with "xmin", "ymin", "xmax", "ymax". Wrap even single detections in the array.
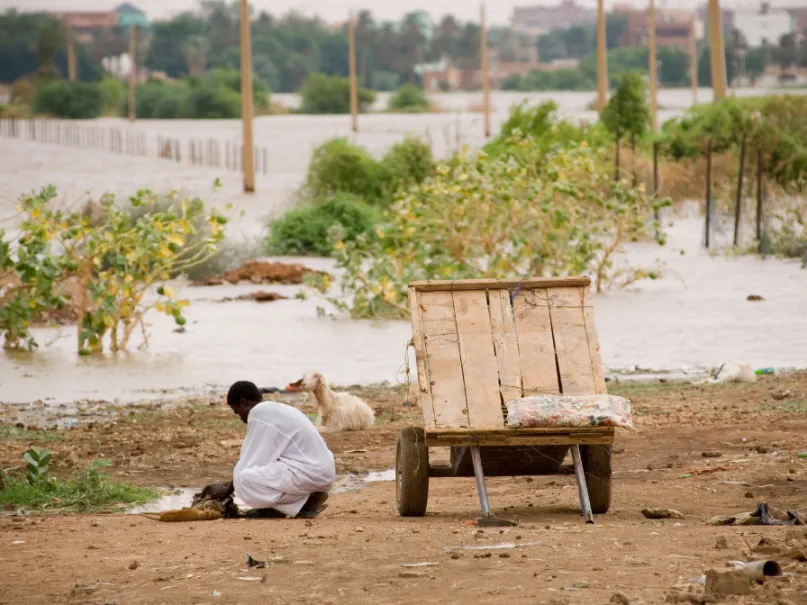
[{"xmin": 1, "ymin": 376, "xmax": 807, "ymax": 605}]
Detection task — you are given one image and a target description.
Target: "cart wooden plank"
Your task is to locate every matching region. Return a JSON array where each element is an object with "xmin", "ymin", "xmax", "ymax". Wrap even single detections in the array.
[
  {"xmin": 547, "ymin": 287, "xmax": 604, "ymax": 396},
  {"xmin": 488, "ymin": 289, "xmax": 523, "ymax": 404},
  {"xmin": 419, "ymin": 290, "xmax": 469, "ymax": 429},
  {"xmin": 426, "ymin": 430, "xmax": 614, "ymax": 448},
  {"xmin": 513, "ymin": 289, "xmax": 561, "ymax": 396},
  {"xmin": 411, "ymin": 277, "xmax": 590, "ymax": 292},
  {"xmin": 582, "ymin": 287, "xmax": 608, "ymax": 395},
  {"xmin": 452, "ymin": 290, "xmax": 505, "ymax": 430},
  {"xmin": 408, "ymin": 287, "xmax": 436, "ymax": 428}
]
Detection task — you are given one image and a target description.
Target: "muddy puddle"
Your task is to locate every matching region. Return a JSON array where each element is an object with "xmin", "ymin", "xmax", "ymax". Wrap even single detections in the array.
[{"xmin": 126, "ymin": 470, "xmax": 396, "ymax": 515}]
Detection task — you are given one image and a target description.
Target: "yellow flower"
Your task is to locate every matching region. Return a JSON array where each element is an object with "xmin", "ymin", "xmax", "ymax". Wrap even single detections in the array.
[{"xmin": 334, "ymin": 241, "xmax": 345, "ymax": 250}]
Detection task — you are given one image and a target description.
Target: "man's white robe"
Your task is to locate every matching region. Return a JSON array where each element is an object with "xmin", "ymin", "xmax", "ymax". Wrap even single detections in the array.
[{"xmin": 233, "ymin": 401, "xmax": 336, "ymax": 517}]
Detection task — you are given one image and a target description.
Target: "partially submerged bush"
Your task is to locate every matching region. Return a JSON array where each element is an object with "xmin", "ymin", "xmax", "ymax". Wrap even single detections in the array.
[
  {"xmin": 485, "ymin": 101, "xmax": 611, "ymax": 162},
  {"xmin": 298, "ymin": 73, "xmax": 376, "ymax": 114},
  {"xmin": 380, "ymin": 137, "xmax": 435, "ymax": 194},
  {"xmin": 387, "ymin": 84, "xmax": 429, "ymax": 113},
  {"xmin": 267, "ymin": 194, "xmax": 379, "ymax": 256},
  {"xmin": 313, "ymin": 137, "xmax": 670, "ymax": 318},
  {"xmin": 302, "ymin": 138, "xmax": 387, "ymax": 204},
  {"xmin": 32, "ymin": 80, "xmax": 106, "ymax": 119},
  {"xmin": 1, "ymin": 186, "xmax": 228, "ymax": 352}
]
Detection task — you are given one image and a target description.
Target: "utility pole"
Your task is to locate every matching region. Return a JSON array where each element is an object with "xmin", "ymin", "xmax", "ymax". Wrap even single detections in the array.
[
  {"xmin": 596, "ymin": 0, "xmax": 608, "ymax": 111},
  {"xmin": 67, "ymin": 23, "xmax": 77, "ymax": 81},
  {"xmin": 648, "ymin": 0, "xmax": 658, "ymax": 130},
  {"xmin": 348, "ymin": 11, "xmax": 359, "ymax": 133},
  {"xmin": 707, "ymin": 0, "xmax": 727, "ymax": 100},
  {"xmin": 690, "ymin": 15, "xmax": 698, "ymax": 104},
  {"xmin": 481, "ymin": 3, "xmax": 491, "ymax": 137},
  {"xmin": 128, "ymin": 25, "xmax": 136, "ymax": 121},
  {"xmin": 239, "ymin": 0, "xmax": 255, "ymax": 192}
]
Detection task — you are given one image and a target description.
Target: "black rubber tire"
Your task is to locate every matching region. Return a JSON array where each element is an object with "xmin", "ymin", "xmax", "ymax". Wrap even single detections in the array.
[
  {"xmin": 581, "ymin": 445, "xmax": 612, "ymax": 514},
  {"xmin": 396, "ymin": 427, "xmax": 429, "ymax": 517}
]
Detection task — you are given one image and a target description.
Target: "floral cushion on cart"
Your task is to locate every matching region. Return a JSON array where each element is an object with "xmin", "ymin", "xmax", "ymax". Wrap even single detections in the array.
[{"xmin": 506, "ymin": 394, "xmax": 634, "ymax": 430}]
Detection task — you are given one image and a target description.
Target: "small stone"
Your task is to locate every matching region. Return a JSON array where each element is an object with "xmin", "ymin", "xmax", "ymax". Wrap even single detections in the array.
[
  {"xmin": 498, "ymin": 553, "xmax": 510, "ymax": 558},
  {"xmin": 744, "ymin": 491, "xmax": 754, "ymax": 499},
  {"xmin": 714, "ymin": 536, "xmax": 730, "ymax": 550},
  {"xmin": 450, "ymin": 552, "xmax": 462, "ymax": 560},
  {"xmin": 354, "ymin": 527, "xmax": 364, "ymax": 533},
  {"xmin": 474, "ymin": 553, "xmax": 492, "ymax": 559},
  {"xmin": 747, "ymin": 294, "xmax": 764, "ymax": 302},
  {"xmin": 756, "ymin": 445, "xmax": 773, "ymax": 454},
  {"xmin": 701, "ymin": 451, "xmax": 723, "ymax": 458},
  {"xmin": 705, "ymin": 569, "xmax": 751, "ymax": 596},
  {"xmin": 610, "ymin": 593, "xmax": 631, "ymax": 605},
  {"xmin": 642, "ymin": 508, "xmax": 684, "ymax": 520},
  {"xmin": 128, "ymin": 561, "xmax": 139, "ymax": 570},
  {"xmin": 771, "ymin": 390, "xmax": 792, "ymax": 401},
  {"xmin": 398, "ymin": 570, "xmax": 427, "ymax": 578},
  {"xmin": 91, "ymin": 520, "xmax": 100, "ymax": 527}
]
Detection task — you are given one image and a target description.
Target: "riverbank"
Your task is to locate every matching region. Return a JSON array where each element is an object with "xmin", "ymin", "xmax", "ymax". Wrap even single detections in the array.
[{"xmin": 1, "ymin": 374, "xmax": 806, "ymax": 604}]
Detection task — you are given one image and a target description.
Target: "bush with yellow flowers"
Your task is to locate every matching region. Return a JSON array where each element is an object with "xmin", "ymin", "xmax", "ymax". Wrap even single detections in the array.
[
  {"xmin": 0, "ymin": 185, "xmax": 228, "ymax": 352},
  {"xmin": 313, "ymin": 133, "xmax": 670, "ymax": 319}
]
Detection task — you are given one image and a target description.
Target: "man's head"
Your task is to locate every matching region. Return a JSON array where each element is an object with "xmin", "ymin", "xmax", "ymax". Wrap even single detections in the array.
[{"xmin": 227, "ymin": 380, "xmax": 263, "ymax": 424}]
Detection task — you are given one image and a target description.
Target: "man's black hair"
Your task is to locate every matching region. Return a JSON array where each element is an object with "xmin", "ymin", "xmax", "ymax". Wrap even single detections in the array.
[{"xmin": 227, "ymin": 380, "xmax": 262, "ymax": 407}]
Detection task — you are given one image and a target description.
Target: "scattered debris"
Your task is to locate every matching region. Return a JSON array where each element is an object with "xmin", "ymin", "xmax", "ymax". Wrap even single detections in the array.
[
  {"xmin": 771, "ymin": 390, "xmax": 792, "ymax": 401},
  {"xmin": 704, "ymin": 568, "xmax": 751, "ymax": 596},
  {"xmin": 237, "ymin": 577, "xmax": 264, "ymax": 582},
  {"xmin": 610, "ymin": 592, "xmax": 631, "ymax": 605},
  {"xmin": 401, "ymin": 562, "xmax": 439, "ymax": 568},
  {"xmin": 198, "ymin": 260, "xmax": 324, "ymax": 286},
  {"xmin": 711, "ymin": 362, "xmax": 757, "ymax": 384},
  {"xmin": 128, "ymin": 561, "xmax": 139, "ymax": 570},
  {"xmin": 714, "ymin": 536, "xmax": 730, "ymax": 550},
  {"xmin": 246, "ymin": 554, "xmax": 266, "ymax": 569},
  {"xmin": 216, "ymin": 291, "xmax": 287, "ymax": 303},
  {"xmin": 642, "ymin": 508, "xmax": 684, "ymax": 520},
  {"xmin": 701, "ymin": 451, "xmax": 723, "ymax": 458},
  {"xmin": 398, "ymin": 570, "xmax": 429, "ymax": 578},
  {"xmin": 746, "ymin": 295, "xmax": 764, "ymax": 301},
  {"xmin": 708, "ymin": 502, "xmax": 803, "ymax": 526}
]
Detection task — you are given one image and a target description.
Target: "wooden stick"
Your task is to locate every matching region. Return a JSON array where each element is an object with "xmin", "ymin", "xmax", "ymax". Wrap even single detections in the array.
[
  {"xmin": 707, "ymin": 0, "xmax": 727, "ymax": 100},
  {"xmin": 239, "ymin": 0, "xmax": 255, "ymax": 192},
  {"xmin": 481, "ymin": 3, "xmax": 491, "ymax": 138},
  {"xmin": 596, "ymin": 0, "xmax": 608, "ymax": 111},
  {"xmin": 129, "ymin": 25, "xmax": 137, "ymax": 122},
  {"xmin": 409, "ymin": 276, "xmax": 591, "ymax": 292},
  {"xmin": 348, "ymin": 11, "xmax": 359, "ymax": 134},
  {"xmin": 756, "ymin": 148, "xmax": 764, "ymax": 251},
  {"xmin": 648, "ymin": 0, "xmax": 658, "ymax": 131},
  {"xmin": 734, "ymin": 131, "xmax": 747, "ymax": 247},
  {"xmin": 653, "ymin": 140, "xmax": 660, "ymax": 240},
  {"xmin": 705, "ymin": 139, "xmax": 713, "ymax": 249},
  {"xmin": 690, "ymin": 15, "xmax": 698, "ymax": 104},
  {"xmin": 67, "ymin": 24, "xmax": 77, "ymax": 81}
]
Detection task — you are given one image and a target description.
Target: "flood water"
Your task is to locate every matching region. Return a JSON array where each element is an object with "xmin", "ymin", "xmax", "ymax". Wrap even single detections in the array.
[
  {"xmin": 1, "ymin": 89, "xmax": 806, "ymax": 407},
  {"xmin": 126, "ymin": 470, "xmax": 396, "ymax": 514}
]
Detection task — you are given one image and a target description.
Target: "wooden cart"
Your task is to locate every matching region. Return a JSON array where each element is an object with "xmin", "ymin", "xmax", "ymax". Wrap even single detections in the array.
[{"xmin": 397, "ymin": 277, "xmax": 614, "ymax": 524}]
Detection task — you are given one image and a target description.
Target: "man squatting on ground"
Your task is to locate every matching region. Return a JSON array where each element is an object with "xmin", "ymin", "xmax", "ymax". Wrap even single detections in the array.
[{"xmin": 200, "ymin": 380, "xmax": 335, "ymax": 518}]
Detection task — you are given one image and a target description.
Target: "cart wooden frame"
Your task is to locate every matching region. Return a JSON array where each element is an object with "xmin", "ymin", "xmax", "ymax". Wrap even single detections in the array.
[{"xmin": 397, "ymin": 277, "xmax": 615, "ymax": 524}]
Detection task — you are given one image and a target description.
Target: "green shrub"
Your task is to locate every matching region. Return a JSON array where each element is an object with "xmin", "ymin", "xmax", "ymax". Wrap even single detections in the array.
[
  {"xmin": 186, "ymin": 81, "xmax": 241, "ymax": 118},
  {"xmin": 32, "ymin": 80, "xmax": 105, "ymax": 119},
  {"xmin": 299, "ymin": 73, "xmax": 377, "ymax": 114},
  {"xmin": 99, "ymin": 75, "xmax": 126, "ymax": 116},
  {"xmin": 388, "ymin": 84, "xmax": 429, "ymax": 113},
  {"xmin": 485, "ymin": 101, "xmax": 611, "ymax": 161},
  {"xmin": 601, "ymin": 72, "xmax": 651, "ymax": 142},
  {"xmin": 380, "ymin": 137, "xmax": 434, "ymax": 193},
  {"xmin": 267, "ymin": 194, "xmax": 380, "ymax": 257},
  {"xmin": 303, "ymin": 138, "xmax": 387, "ymax": 204},
  {"xmin": 313, "ymin": 137, "xmax": 669, "ymax": 318}
]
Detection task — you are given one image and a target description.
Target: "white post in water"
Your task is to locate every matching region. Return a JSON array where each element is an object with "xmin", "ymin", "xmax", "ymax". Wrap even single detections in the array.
[
  {"xmin": 481, "ymin": 3, "xmax": 491, "ymax": 137},
  {"xmin": 239, "ymin": 0, "xmax": 255, "ymax": 193},
  {"xmin": 690, "ymin": 15, "xmax": 698, "ymax": 104}
]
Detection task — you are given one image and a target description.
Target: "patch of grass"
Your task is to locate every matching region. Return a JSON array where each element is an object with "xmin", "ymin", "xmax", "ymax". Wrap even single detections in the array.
[
  {"xmin": 0, "ymin": 460, "xmax": 159, "ymax": 513},
  {"xmin": 0, "ymin": 426, "xmax": 66, "ymax": 443},
  {"xmin": 766, "ymin": 399, "xmax": 807, "ymax": 413}
]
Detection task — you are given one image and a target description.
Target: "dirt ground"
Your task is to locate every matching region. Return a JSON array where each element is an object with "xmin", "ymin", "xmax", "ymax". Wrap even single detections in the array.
[{"xmin": 1, "ymin": 375, "xmax": 807, "ymax": 605}]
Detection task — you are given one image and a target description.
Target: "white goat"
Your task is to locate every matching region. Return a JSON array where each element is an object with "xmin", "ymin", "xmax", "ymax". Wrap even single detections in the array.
[{"xmin": 294, "ymin": 372, "xmax": 375, "ymax": 432}]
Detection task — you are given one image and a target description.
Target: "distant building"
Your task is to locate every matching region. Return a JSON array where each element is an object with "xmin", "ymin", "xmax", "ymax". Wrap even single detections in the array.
[
  {"xmin": 785, "ymin": 6, "xmax": 807, "ymax": 34},
  {"xmin": 616, "ymin": 7, "xmax": 695, "ymax": 52},
  {"xmin": 733, "ymin": 3, "xmax": 793, "ymax": 47},
  {"xmin": 49, "ymin": 3, "xmax": 149, "ymax": 44},
  {"xmin": 510, "ymin": 0, "xmax": 596, "ymax": 37}
]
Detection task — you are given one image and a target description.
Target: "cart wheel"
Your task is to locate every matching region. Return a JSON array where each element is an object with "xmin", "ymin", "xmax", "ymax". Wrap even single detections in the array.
[
  {"xmin": 581, "ymin": 445, "xmax": 612, "ymax": 515},
  {"xmin": 396, "ymin": 427, "xmax": 429, "ymax": 517}
]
